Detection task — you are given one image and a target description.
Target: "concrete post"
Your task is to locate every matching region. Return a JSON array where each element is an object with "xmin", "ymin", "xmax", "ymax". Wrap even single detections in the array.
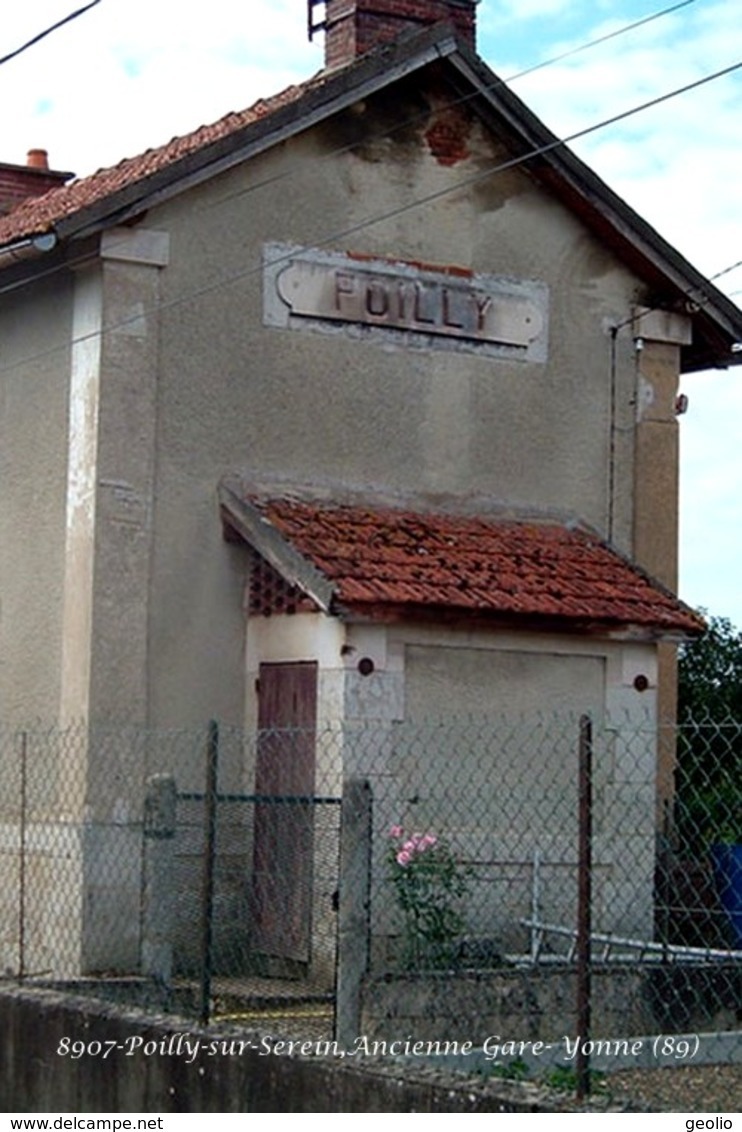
[
  {"xmin": 141, "ymin": 773, "xmax": 177, "ymax": 981},
  {"xmin": 335, "ymin": 777, "xmax": 372, "ymax": 1048},
  {"xmin": 631, "ymin": 307, "xmax": 691, "ymax": 821}
]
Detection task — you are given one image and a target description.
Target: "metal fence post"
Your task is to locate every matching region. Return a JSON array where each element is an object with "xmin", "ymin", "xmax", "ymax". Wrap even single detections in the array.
[
  {"xmin": 576, "ymin": 713, "xmax": 593, "ymax": 1100},
  {"xmin": 200, "ymin": 720, "xmax": 219, "ymax": 1026},
  {"xmin": 141, "ymin": 773, "xmax": 177, "ymax": 982},
  {"xmin": 18, "ymin": 730, "xmax": 28, "ymax": 981},
  {"xmin": 335, "ymin": 777, "xmax": 372, "ymax": 1048}
]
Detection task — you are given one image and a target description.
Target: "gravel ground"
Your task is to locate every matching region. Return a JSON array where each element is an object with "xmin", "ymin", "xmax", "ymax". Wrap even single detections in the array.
[
  {"xmin": 598, "ymin": 1063, "xmax": 740, "ymax": 1112},
  {"xmin": 477, "ymin": 1061, "xmax": 742, "ymax": 1113},
  {"xmin": 477, "ymin": 1062, "xmax": 741, "ymax": 1113}
]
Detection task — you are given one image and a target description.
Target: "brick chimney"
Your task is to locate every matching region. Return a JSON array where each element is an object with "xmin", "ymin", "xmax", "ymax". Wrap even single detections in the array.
[
  {"xmin": 0, "ymin": 150, "xmax": 72, "ymax": 216},
  {"xmin": 312, "ymin": 0, "xmax": 477, "ymax": 70}
]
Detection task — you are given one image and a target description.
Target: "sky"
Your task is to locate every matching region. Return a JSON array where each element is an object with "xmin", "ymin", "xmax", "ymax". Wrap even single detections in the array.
[{"xmin": 2, "ymin": 0, "xmax": 741, "ymax": 627}]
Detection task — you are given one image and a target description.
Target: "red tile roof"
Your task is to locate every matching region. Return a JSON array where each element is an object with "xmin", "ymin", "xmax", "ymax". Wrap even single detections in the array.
[
  {"xmin": 0, "ymin": 78, "xmax": 320, "ymax": 245},
  {"xmin": 249, "ymin": 497, "xmax": 703, "ymax": 635},
  {"xmin": 2, "ymin": 23, "xmax": 738, "ymax": 372}
]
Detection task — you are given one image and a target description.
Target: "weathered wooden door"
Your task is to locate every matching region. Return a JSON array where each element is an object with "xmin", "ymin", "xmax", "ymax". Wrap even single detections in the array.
[{"xmin": 251, "ymin": 661, "xmax": 318, "ymax": 963}]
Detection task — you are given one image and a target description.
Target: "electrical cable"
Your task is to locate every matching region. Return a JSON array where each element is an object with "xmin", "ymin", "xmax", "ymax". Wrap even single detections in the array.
[
  {"xmin": 502, "ymin": 0, "xmax": 696, "ymax": 81},
  {"xmin": 203, "ymin": 0, "xmax": 701, "ymax": 215},
  {"xmin": 612, "ymin": 255, "xmax": 742, "ymax": 334},
  {"xmin": 274, "ymin": 57, "xmax": 742, "ymax": 270},
  {"xmin": 0, "ymin": 1, "xmax": 102, "ymax": 68},
  {"xmin": 0, "ymin": 31, "xmax": 740, "ymax": 374},
  {"xmin": 0, "ymin": 0, "xmax": 709, "ymax": 254},
  {"xmin": 1, "ymin": 0, "xmax": 701, "ymax": 226},
  {"xmin": 0, "ymin": 0, "xmax": 699, "ymax": 304},
  {"xmin": 707, "ymin": 258, "xmax": 742, "ymax": 286}
]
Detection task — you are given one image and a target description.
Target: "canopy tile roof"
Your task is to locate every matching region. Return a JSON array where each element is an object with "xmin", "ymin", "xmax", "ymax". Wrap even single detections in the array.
[{"xmin": 220, "ymin": 487, "xmax": 703, "ymax": 637}]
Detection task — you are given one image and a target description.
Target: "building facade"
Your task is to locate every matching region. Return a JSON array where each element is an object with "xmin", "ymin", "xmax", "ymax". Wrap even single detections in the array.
[{"xmin": 0, "ymin": 0, "xmax": 740, "ymax": 977}]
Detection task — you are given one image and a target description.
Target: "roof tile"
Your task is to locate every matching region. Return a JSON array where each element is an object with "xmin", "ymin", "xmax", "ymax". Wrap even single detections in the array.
[
  {"xmin": 248, "ymin": 496, "xmax": 703, "ymax": 635},
  {"xmin": 0, "ymin": 78, "xmax": 322, "ymax": 245}
]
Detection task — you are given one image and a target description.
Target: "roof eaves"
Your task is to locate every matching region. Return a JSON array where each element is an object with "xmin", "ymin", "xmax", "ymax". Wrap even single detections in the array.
[
  {"xmin": 46, "ymin": 27, "xmax": 463, "ymax": 245},
  {"xmin": 446, "ymin": 49, "xmax": 742, "ymax": 369},
  {"xmin": 242, "ymin": 494, "xmax": 704, "ymax": 639},
  {"xmin": 218, "ymin": 477, "xmax": 335, "ymax": 613},
  {"xmin": 333, "ymin": 598, "xmax": 701, "ymax": 640}
]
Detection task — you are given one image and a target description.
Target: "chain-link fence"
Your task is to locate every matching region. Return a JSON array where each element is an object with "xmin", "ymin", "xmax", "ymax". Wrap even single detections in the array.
[
  {"xmin": 0, "ymin": 723, "xmax": 210, "ymax": 986},
  {"xmin": 0, "ymin": 715, "xmax": 739, "ymax": 1047},
  {"xmin": 362, "ymin": 714, "xmax": 742, "ymax": 964}
]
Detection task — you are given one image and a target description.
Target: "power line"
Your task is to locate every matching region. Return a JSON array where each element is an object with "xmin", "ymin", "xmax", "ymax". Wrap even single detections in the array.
[
  {"xmin": 0, "ymin": 0, "xmax": 708, "ymax": 290},
  {"xmin": 0, "ymin": 0, "xmax": 705, "ymax": 236},
  {"xmin": 708, "ymin": 259, "xmax": 742, "ymax": 285},
  {"xmin": 3, "ymin": 0, "xmax": 690, "ymax": 295},
  {"xmin": 500, "ymin": 0, "xmax": 697, "ymax": 84},
  {"xmin": 613, "ymin": 253, "xmax": 742, "ymax": 333},
  {"xmin": 281, "ymin": 58, "xmax": 742, "ymax": 273},
  {"xmin": 204, "ymin": 0, "xmax": 700, "ymax": 216},
  {"xmin": 0, "ymin": 1, "xmax": 102, "ymax": 68},
  {"xmin": 1, "ymin": 42, "xmax": 740, "ymax": 373}
]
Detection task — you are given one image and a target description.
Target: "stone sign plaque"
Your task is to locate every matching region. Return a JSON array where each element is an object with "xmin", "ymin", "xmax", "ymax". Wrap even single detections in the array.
[{"xmin": 264, "ymin": 244, "xmax": 549, "ymax": 362}]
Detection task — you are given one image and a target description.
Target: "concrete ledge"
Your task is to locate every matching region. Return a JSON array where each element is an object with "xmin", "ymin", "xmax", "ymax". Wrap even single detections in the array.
[
  {"xmin": 0, "ymin": 984, "xmax": 640, "ymax": 1112},
  {"xmin": 362, "ymin": 964, "xmax": 742, "ymax": 1043}
]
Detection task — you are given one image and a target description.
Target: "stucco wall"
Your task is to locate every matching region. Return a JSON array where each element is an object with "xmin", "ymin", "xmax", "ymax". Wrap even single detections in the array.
[
  {"xmin": 0, "ymin": 67, "xmax": 680, "ymax": 744},
  {"xmin": 365, "ymin": 634, "xmax": 656, "ymax": 952},
  {"xmin": 239, "ymin": 614, "xmax": 659, "ymax": 968},
  {"xmin": 404, "ymin": 641, "xmax": 606, "ymax": 717},
  {"xmin": 0, "ymin": 276, "xmax": 72, "ymax": 721},
  {"xmin": 94, "ymin": 72, "xmax": 645, "ymax": 730}
]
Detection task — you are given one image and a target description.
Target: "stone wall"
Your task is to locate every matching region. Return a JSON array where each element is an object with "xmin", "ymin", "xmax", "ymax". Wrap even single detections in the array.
[
  {"xmin": 362, "ymin": 965, "xmax": 742, "ymax": 1044},
  {"xmin": 0, "ymin": 985, "xmax": 633, "ymax": 1112}
]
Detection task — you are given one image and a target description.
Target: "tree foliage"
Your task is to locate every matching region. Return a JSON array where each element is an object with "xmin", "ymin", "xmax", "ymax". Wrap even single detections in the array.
[
  {"xmin": 678, "ymin": 614, "xmax": 742, "ymax": 722},
  {"xmin": 676, "ymin": 614, "xmax": 742, "ymax": 850}
]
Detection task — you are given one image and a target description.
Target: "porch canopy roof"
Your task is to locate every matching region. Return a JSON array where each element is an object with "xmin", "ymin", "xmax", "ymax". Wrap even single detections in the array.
[{"xmin": 218, "ymin": 480, "xmax": 703, "ymax": 641}]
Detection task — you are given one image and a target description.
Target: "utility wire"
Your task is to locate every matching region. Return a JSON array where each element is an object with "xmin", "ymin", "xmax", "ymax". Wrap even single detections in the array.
[
  {"xmin": 0, "ymin": 0, "xmax": 710, "ymax": 290},
  {"xmin": 1, "ymin": 42, "xmax": 740, "ymax": 373},
  {"xmin": 205, "ymin": 0, "xmax": 700, "ymax": 215},
  {"xmin": 0, "ymin": 1, "xmax": 102, "ymax": 68},
  {"xmin": 278, "ymin": 58, "xmax": 742, "ymax": 274},
  {"xmin": 613, "ymin": 254, "xmax": 742, "ymax": 332},
  {"xmin": 0, "ymin": 0, "xmax": 703, "ymax": 227},
  {"xmin": 707, "ymin": 258, "xmax": 742, "ymax": 286},
  {"xmin": 495, "ymin": 0, "xmax": 697, "ymax": 84}
]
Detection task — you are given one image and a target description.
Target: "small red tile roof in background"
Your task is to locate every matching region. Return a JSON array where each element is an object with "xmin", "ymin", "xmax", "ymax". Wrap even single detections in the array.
[{"xmin": 250, "ymin": 497, "xmax": 703, "ymax": 634}]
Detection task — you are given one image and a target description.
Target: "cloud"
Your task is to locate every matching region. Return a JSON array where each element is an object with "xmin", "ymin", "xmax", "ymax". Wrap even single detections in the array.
[
  {"xmin": 2, "ymin": 0, "xmax": 740, "ymax": 623},
  {"xmin": 2, "ymin": 0, "xmax": 322, "ymax": 172},
  {"xmin": 493, "ymin": 12, "xmax": 741, "ymax": 273},
  {"xmin": 490, "ymin": 0, "xmax": 573, "ymax": 20}
]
